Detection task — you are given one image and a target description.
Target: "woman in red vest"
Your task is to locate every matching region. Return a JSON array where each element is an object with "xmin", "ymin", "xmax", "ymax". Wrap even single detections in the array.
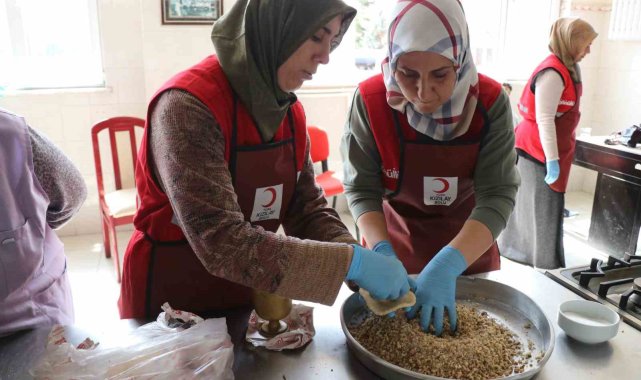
[
  {"xmin": 118, "ymin": 0, "xmax": 414, "ymax": 319},
  {"xmin": 500, "ymin": 18, "xmax": 597, "ymax": 269},
  {"xmin": 341, "ymin": 0, "xmax": 520, "ymax": 335}
]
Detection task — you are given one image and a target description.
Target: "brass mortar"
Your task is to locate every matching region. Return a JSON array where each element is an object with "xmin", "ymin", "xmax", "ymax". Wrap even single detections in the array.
[{"xmin": 252, "ymin": 289, "xmax": 292, "ymax": 337}]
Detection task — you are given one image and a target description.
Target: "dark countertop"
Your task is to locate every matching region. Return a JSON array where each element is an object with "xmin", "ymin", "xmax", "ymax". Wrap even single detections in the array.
[
  {"xmin": 2, "ymin": 259, "xmax": 641, "ymax": 379},
  {"xmin": 576, "ymin": 135, "xmax": 641, "ymax": 157}
]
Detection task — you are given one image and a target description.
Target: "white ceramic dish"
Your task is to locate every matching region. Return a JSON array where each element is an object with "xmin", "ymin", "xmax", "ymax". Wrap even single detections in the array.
[{"xmin": 558, "ymin": 299, "xmax": 620, "ymax": 344}]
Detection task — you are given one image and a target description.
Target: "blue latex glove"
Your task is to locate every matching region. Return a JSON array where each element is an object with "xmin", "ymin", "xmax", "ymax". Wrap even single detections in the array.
[
  {"xmin": 407, "ymin": 246, "xmax": 467, "ymax": 335},
  {"xmin": 346, "ymin": 244, "xmax": 411, "ymax": 300},
  {"xmin": 372, "ymin": 240, "xmax": 405, "ymax": 317},
  {"xmin": 372, "ymin": 240, "xmax": 398, "ymax": 259},
  {"xmin": 545, "ymin": 159, "xmax": 560, "ymax": 184}
]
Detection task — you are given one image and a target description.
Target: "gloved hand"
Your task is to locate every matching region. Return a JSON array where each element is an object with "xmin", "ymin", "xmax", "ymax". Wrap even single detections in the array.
[
  {"xmin": 407, "ymin": 246, "xmax": 467, "ymax": 335},
  {"xmin": 346, "ymin": 244, "xmax": 411, "ymax": 300},
  {"xmin": 372, "ymin": 240, "xmax": 405, "ymax": 317},
  {"xmin": 372, "ymin": 240, "xmax": 398, "ymax": 259},
  {"xmin": 545, "ymin": 159, "xmax": 560, "ymax": 184}
]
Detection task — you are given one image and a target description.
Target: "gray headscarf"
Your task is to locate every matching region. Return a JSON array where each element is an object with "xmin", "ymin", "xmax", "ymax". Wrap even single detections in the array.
[{"xmin": 212, "ymin": 0, "xmax": 356, "ymax": 141}]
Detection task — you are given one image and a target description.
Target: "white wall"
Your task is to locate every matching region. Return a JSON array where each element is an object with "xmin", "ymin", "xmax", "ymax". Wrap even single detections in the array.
[
  {"xmin": 139, "ymin": 0, "xmax": 237, "ymax": 101},
  {"xmin": 0, "ymin": 0, "xmax": 148, "ymax": 236},
  {"xmin": 0, "ymin": 0, "xmax": 239, "ymax": 236},
  {"xmin": 564, "ymin": 1, "xmax": 641, "ymax": 193},
  {"xmin": 0, "ymin": 0, "xmax": 355, "ymax": 236},
  {"xmin": 2, "ymin": 0, "xmax": 640, "ymax": 236}
]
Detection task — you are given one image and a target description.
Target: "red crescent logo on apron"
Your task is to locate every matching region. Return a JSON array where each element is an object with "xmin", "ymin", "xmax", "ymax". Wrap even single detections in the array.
[
  {"xmin": 433, "ymin": 178, "xmax": 449, "ymax": 194},
  {"xmin": 261, "ymin": 187, "xmax": 277, "ymax": 207},
  {"xmin": 251, "ymin": 184, "xmax": 283, "ymax": 222}
]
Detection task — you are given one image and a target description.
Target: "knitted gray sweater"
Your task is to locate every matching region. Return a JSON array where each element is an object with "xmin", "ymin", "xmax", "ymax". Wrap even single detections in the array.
[{"xmin": 28, "ymin": 126, "xmax": 87, "ymax": 229}]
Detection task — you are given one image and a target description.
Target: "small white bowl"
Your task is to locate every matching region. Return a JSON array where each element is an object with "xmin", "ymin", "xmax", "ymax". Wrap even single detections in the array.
[{"xmin": 558, "ymin": 300, "xmax": 620, "ymax": 344}]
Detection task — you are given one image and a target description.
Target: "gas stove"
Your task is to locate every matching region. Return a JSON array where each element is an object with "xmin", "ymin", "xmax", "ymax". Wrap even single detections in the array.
[{"xmin": 545, "ymin": 253, "xmax": 641, "ymax": 331}]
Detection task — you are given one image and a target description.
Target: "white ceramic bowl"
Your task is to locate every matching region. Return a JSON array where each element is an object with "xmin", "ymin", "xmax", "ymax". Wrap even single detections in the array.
[{"xmin": 558, "ymin": 299, "xmax": 620, "ymax": 344}]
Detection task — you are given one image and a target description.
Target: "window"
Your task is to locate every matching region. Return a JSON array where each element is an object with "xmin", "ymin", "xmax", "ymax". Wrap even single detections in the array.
[
  {"xmin": 305, "ymin": 0, "xmax": 559, "ymax": 88},
  {"xmin": 0, "ymin": 0, "xmax": 104, "ymax": 90},
  {"xmin": 462, "ymin": 0, "xmax": 561, "ymax": 81},
  {"xmin": 305, "ymin": 0, "xmax": 395, "ymax": 88}
]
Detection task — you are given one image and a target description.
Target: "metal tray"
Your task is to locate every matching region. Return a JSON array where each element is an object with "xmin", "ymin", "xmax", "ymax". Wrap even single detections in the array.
[{"xmin": 340, "ymin": 277, "xmax": 555, "ymax": 380}]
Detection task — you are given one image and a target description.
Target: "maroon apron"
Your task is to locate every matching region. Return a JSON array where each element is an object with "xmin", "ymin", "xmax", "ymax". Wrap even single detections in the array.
[
  {"xmin": 144, "ymin": 102, "xmax": 298, "ymax": 318},
  {"xmin": 384, "ymin": 107, "xmax": 500, "ymax": 275}
]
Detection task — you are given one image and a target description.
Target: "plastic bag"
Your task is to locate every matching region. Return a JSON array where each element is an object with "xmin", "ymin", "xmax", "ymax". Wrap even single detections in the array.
[
  {"xmin": 30, "ymin": 303, "xmax": 234, "ymax": 379},
  {"xmin": 245, "ymin": 304, "xmax": 315, "ymax": 351}
]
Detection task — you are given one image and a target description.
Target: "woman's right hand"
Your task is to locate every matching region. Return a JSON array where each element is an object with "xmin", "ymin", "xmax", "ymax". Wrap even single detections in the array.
[{"xmin": 345, "ymin": 244, "xmax": 411, "ymax": 300}]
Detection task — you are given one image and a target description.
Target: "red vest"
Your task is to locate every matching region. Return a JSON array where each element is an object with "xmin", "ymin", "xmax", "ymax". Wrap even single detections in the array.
[
  {"xmin": 133, "ymin": 55, "xmax": 307, "ymax": 241},
  {"xmin": 360, "ymin": 74, "xmax": 498, "ymax": 193},
  {"xmin": 517, "ymin": 54, "xmax": 578, "ymax": 121},
  {"xmin": 118, "ymin": 55, "xmax": 307, "ymax": 318},
  {"xmin": 515, "ymin": 54, "xmax": 582, "ymax": 193},
  {"xmin": 358, "ymin": 74, "xmax": 502, "ymax": 274}
]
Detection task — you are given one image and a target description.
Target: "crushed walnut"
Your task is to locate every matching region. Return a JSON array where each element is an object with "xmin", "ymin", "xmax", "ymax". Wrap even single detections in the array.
[{"xmin": 349, "ymin": 304, "xmax": 534, "ymax": 380}]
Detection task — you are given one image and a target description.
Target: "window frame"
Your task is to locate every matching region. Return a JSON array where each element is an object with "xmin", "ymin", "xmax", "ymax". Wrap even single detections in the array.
[{"xmin": 0, "ymin": 0, "xmax": 105, "ymax": 91}]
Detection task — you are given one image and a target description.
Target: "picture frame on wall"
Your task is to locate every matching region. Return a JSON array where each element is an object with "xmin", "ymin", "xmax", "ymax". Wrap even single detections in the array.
[{"xmin": 162, "ymin": 0, "xmax": 222, "ymax": 25}]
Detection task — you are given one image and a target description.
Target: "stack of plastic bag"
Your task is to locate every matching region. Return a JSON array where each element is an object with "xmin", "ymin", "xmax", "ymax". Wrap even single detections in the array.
[{"xmin": 30, "ymin": 303, "xmax": 234, "ymax": 379}]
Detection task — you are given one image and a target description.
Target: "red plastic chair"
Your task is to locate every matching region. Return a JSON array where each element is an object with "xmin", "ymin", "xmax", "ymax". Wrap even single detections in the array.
[
  {"xmin": 308, "ymin": 125, "xmax": 344, "ymax": 208},
  {"xmin": 91, "ymin": 116, "xmax": 145, "ymax": 283}
]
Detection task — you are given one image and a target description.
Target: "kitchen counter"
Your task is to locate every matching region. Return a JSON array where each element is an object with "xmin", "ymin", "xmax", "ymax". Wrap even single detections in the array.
[
  {"xmin": 2, "ymin": 259, "xmax": 641, "ymax": 379},
  {"xmin": 573, "ymin": 136, "xmax": 641, "ymax": 257},
  {"xmin": 576, "ymin": 135, "xmax": 641, "ymax": 158}
]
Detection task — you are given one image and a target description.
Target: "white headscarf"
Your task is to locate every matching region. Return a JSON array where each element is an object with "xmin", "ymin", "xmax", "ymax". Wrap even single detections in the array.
[{"xmin": 382, "ymin": 0, "xmax": 479, "ymax": 141}]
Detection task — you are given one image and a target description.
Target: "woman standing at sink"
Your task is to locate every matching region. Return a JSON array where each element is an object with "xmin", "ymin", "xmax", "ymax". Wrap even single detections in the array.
[{"xmin": 500, "ymin": 18, "xmax": 598, "ymax": 269}]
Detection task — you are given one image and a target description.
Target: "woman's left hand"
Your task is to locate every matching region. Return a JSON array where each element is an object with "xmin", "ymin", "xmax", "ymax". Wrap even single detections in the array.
[
  {"xmin": 372, "ymin": 240, "xmax": 398, "ymax": 259},
  {"xmin": 407, "ymin": 246, "xmax": 467, "ymax": 335},
  {"xmin": 545, "ymin": 159, "xmax": 560, "ymax": 184}
]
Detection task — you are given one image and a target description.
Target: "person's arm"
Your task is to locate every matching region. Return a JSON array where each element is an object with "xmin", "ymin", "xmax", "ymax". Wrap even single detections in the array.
[
  {"xmin": 149, "ymin": 90, "xmax": 352, "ymax": 305},
  {"xmin": 448, "ymin": 220, "xmax": 494, "ymax": 265},
  {"xmin": 534, "ymin": 69, "xmax": 565, "ymax": 161},
  {"xmin": 281, "ymin": 136, "xmax": 356, "ymax": 245},
  {"xmin": 355, "ymin": 211, "xmax": 389, "ymax": 247},
  {"xmin": 462, "ymin": 90, "xmax": 520, "ymax": 265},
  {"xmin": 409, "ymin": 91, "xmax": 520, "ymax": 335},
  {"xmin": 29, "ymin": 127, "xmax": 87, "ymax": 229},
  {"xmin": 341, "ymin": 90, "xmax": 389, "ymax": 248}
]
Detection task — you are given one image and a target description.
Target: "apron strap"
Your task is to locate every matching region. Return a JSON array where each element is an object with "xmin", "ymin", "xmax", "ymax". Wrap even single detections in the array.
[
  {"xmin": 229, "ymin": 95, "xmax": 297, "ymax": 187},
  {"xmin": 391, "ymin": 111, "xmax": 406, "ymax": 198}
]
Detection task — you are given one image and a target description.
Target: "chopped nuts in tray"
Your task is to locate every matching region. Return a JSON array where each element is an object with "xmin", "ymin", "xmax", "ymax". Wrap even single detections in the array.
[{"xmin": 349, "ymin": 304, "xmax": 539, "ymax": 380}]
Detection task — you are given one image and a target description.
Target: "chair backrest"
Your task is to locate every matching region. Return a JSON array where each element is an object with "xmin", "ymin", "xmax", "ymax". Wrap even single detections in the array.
[
  {"xmin": 308, "ymin": 125, "xmax": 331, "ymax": 172},
  {"xmin": 91, "ymin": 116, "xmax": 145, "ymax": 202}
]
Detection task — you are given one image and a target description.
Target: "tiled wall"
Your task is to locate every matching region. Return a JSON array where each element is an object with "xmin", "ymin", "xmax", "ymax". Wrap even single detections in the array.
[{"xmin": 0, "ymin": 0, "xmax": 148, "ymax": 236}]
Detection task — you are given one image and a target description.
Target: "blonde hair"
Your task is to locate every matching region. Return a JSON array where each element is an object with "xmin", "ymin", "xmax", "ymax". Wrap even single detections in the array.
[{"xmin": 548, "ymin": 18, "xmax": 598, "ymax": 81}]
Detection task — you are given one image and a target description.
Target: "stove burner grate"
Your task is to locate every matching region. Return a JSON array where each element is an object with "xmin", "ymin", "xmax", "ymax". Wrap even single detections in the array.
[
  {"xmin": 578, "ymin": 258, "xmax": 605, "ymax": 287},
  {"xmin": 620, "ymin": 278, "xmax": 641, "ymax": 310},
  {"xmin": 577, "ymin": 255, "xmax": 641, "ymax": 288},
  {"xmin": 598, "ymin": 278, "xmax": 634, "ymax": 297}
]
